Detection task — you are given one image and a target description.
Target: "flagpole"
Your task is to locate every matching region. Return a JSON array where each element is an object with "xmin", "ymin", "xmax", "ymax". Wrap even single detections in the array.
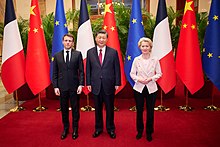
[
  {"xmin": 10, "ymin": 90, "xmax": 25, "ymax": 112},
  {"xmin": 81, "ymin": 95, "xmax": 95, "ymax": 112},
  {"xmin": 154, "ymin": 89, "xmax": 170, "ymax": 112},
  {"xmin": 179, "ymin": 87, "xmax": 193, "ymax": 111},
  {"xmin": 204, "ymin": 84, "xmax": 220, "ymax": 111},
  {"xmin": 33, "ymin": 92, "xmax": 47, "ymax": 112}
]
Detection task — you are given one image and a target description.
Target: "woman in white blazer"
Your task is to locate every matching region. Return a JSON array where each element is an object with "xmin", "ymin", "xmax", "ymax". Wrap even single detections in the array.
[{"xmin": 130, "ymin": 37, "xmax": 162, "ymax": 142}]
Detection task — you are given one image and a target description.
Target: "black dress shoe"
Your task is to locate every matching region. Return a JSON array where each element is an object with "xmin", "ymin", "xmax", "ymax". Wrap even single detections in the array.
[
  {"xmin": 136, "ymin": 132, "xmax": 142, "ymax": 140},
  {"xmin": 146, "ymin": 134, "xmax": 152, "ymax": 142},
  {"xmin": 108, "ymin": 131, "xmax": 116, "ymax": 139},
  {"xmin": 92, "ymin": 131, "xmax": 102, "ymax": 138},
  {"xmin": 61, "ymin": 130, "xmax": 69, "ymax": 140},
  {"xmin": 72, "ymin": 132, "xmax": 78, "ymax": 140}
]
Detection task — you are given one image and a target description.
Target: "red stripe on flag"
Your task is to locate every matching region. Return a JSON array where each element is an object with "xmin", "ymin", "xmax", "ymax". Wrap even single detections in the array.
[
  {"xmin": 82, "ymin": 59, "xmax": 90, "ymax": 95},
  {"xmin": 157, "ymin": 51, "xmax": 176, "ymax": 94},
  {"xmin": 1, "ymin": 51, "xmax": 25, "ymax": 93}
]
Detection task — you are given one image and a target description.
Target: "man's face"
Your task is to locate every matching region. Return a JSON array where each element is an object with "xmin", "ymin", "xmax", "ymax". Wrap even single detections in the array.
[
  {"xmin": 95, "ymin": 33, "xmax": 108, "ymax": 48},
  {"xmin": 62, "ymin": 36, "xmax": 74, "ymax": 49}
]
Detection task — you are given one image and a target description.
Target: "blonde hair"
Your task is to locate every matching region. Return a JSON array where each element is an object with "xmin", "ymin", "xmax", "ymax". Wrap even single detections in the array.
[{"xmin": 138, "ymin": 37, "xmax": 153, "ymax": 49}]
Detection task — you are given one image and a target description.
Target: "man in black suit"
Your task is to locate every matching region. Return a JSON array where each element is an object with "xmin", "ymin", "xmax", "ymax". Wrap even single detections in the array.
[
  {"xmin": 86, "ymin": 30, "xmax": 121, "ymax": 139},
  {"xmin": 52, "ymin": 34, "xmax": 84, "ymax": 140}
]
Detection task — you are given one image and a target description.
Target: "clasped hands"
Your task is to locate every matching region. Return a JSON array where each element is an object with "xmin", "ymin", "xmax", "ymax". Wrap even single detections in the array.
[{"xmin": 138, "ymin": 77, "xmax": 152, "ymax": 85}]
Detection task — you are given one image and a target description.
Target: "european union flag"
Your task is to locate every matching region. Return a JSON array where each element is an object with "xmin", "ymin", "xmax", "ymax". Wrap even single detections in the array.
[
  {"xmin": 50, "ymin": 0, "xmax": 68, "ymax": 79},
  {"xmin": 124, "ymin": 0, "xmax": 145, "ymax": 86},
  {"xmin": 202, "ymin": 0, "xmax": 220, "ymax": 90}
]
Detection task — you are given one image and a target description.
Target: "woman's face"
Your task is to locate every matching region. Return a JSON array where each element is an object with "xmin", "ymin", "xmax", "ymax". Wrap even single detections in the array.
[{"xmin": 140, "ymin": 41, "xmax": 151, "ymax": 54}]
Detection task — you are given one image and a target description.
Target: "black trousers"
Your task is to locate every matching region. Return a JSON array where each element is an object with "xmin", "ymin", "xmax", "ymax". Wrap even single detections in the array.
[
  {"xmin": 93, "ymin": 85, "xmax": 115, "ymax": 133},
  {"xmin": 60, "ymin": 90, "xmax": 80, "ymax": 131},
  {"xmin": 134, "ymin": 86, "xmax": 157, "ymax": 135}
]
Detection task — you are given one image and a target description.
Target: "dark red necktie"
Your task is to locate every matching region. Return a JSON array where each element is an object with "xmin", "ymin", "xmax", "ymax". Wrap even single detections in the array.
[{"xmin": 99, "ymin": 49, "xmax": 102, "ymax": 65}]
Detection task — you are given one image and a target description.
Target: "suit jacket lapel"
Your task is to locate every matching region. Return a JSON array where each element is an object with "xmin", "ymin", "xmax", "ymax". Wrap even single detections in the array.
[
  {"xmin": 102, "ymin": 47, "xmax": 108, "ymax": 66},
  {"xmin": 61, "ymin": 50, "xmax": 65, "ymax": 63},
  {"xmin": 93, "ymin": 47, "xmax": 102, "ymax": 67},
  {"xmin": 137, "ymin": 56, "xmax": 154, "ymax": 76}
]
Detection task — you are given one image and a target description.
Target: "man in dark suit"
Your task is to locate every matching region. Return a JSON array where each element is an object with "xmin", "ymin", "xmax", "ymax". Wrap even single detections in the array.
[
  {"xmin": 86, "ymin": 30, "xmax": 121, "ymax": 139},
  {"xmin": 52, "ymin": 34, "xmax": 84, "ymax": 140}
]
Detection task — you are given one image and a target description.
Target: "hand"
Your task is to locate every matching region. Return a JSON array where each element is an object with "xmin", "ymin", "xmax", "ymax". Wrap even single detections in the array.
[
  {"xmin": 77, "ymin": 86, "xmax": 83, "ymax": 94},
  {"xmin": 138, "ymin": 77, "xmax": 152, "ymax": 84},
  {"xmin": 54, "ymin": 88, "xmax": 60, "ymax": 96},
  {"xmin": 145, "ymin": 77, "xmax": 152, "ymax": 84},
  {"xmin": 87, "ymin": 86, "xmax": 92, "ymax": 92},
  {"xmin": 115, "ymin": 86, "xmax": 119, "ymax": 90}
]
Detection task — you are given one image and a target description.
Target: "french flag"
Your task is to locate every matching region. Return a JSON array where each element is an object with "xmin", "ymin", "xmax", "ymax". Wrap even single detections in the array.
[
  {"xmin": 152, "ymin": 0, "xmax": 176, "ymax": 94},
  {"xmin": 76, "ymin": 0, "xmax": 95, "ymax": 95},
  {"xmin": 1, "ymin": 0, "xmax": 26, "ymax": 94}
]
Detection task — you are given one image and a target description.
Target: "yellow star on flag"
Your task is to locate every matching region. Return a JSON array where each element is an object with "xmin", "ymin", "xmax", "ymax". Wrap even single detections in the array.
[
  {"xmin": 191, "ymin": 24, "xmax": 195, "ymax": 29},
  {"xmin": 64, "ymin": 23, "xmax": 68, "ymax": 28},
  {"xmin": 33, "ymin": 28, "xmax": 38, "ymax": 33},
  {"xmin": 183, "ymin": 23, "xmax": 187, "ymax": 28},
  {"xmin": 127, "ymin": 55, "xmax": 131, "ymax": 61},
  {"xmin": 207, "ymin": 52, "xmax": 213, "ymax": 58},
  {"xmin": 132, "ymin": 18, "xmax": 137, "ymax": 24},
  {"xmin": 184, "ymin": 1, "xmax": 193, "ymax": 15},
  {"xmin": 55, "ymin": 20, "xmax": 59, "ymax": 26},
  {"xmin": 30, "ymin": 5, "xmax": 36, "ymax": 16},
  {"xmin": 103, "ymin": 25, "xmax": 108, "ymax": 30},
  {"xmin": 104, "ymin": 3, "xmax": 112, "ymax": 16},
  {"xmin": 213, "ymin": 15, "xmax": 218, "ymax": 21},
  {"xmin": 110, "ymin": 26, "xmax": 115, "ymax": 31}
]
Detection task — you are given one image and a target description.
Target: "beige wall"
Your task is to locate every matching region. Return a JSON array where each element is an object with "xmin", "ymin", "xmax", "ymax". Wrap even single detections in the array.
[
  {"xmin": 3, "ymin": 0, "xmax": 213, "ymax": 19},
  {"xmin": 150, "ymin": 0, "xmax": 176, "ymax": 16},
  {"xmin": 45, "ymin": 0, "xmax": 73, "ymax": 14},
  {"xmin": 15, "ymin": 0, "xmax": 31, "ymax": 19},
  {"xmin": 15, "ymin": 0, "xmax": 73, "ymax": 19},
  {"xmin": 198, "ymin": 0, "xmax": 211, "ymax": 13}
]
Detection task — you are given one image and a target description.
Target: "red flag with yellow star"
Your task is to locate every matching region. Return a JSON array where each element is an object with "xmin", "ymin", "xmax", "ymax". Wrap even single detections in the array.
[
  {"xmin": 25, "ymin": 0, "xmax": 50, "ymax": 95},
  {"xmin": 176, "ymin": 0, "xmax": 204, "ymax": 94},
  {"xmin": 103, "ymin": 0, "xmax": 126, "ymax": 94}
]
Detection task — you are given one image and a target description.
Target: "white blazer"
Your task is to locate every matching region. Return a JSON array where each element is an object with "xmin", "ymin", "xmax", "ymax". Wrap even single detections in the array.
[{"xmin": 130, "ymin": 55, "xmax": 162, "ymax": 94}]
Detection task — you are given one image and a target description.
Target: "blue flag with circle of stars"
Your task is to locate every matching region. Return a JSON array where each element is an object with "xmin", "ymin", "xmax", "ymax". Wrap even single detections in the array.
[
  {"xmin": 124, "ymin": 0, "xmax": 145, "ymax": 86},
  {"xmin": 50, "ymin": 0, "xmax": 68, "ymax": 79},
  {"xmin": 202, "ymin": 0, "xmax": 220, "ymax": 90}
]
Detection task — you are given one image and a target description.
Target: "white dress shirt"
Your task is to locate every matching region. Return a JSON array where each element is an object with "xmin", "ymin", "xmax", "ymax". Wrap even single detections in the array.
[
  {"xmin": 64, "ymin": 48, "xmax": 71, "ymax": 62},
  {"xmin": 130, "ymin": 55, "xmax": 162, "ymax": 94},
  {"xmin": 97, "ymin": 46, "xmax": 106, "ymax": 63}
]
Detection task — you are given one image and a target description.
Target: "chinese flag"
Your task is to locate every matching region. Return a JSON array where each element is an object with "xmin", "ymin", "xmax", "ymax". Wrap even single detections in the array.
[
  {"xmin": 25, "ymin": 0, "xmax": 50, "ymax": 95},
  {"xmin": 103, "ymin": 0, "xmax": 126, "ymax": 94},
  {"xmin": 176, "ymin": 0, "xmax": 204, "ymax": 94}
]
